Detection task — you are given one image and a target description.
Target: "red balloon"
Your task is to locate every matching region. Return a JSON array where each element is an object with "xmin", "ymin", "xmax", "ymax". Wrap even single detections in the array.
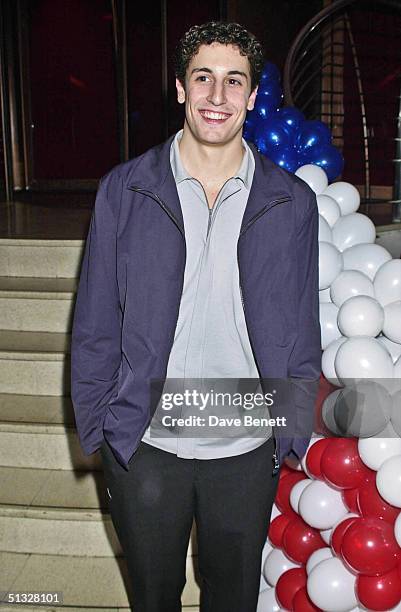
[
  {"xmin": 358, "ymin": 477, "xmax": 400, "ymax": 525},
  {"xmin": 282, "ymin": 516, "xmax": 325, "ymax": 564},
  {"xmin": 280, "ymin": 463, "xmax": 300, "ymax": 478},
  {"xmin": 276, "ymin": 567, "xmax": 307, "ymax": 611},
  {"xmin": 305, "ymin": 438, "xmax": 331, "ymax": 479},
  {"xmin": 268, "ymin": 513, "xmax": 292, "ymax": 548},
  {"xmin": 321, "ymin": 438, "xmax": 373, "ymax": 490},
  {"xmin": 342, "ymin": 487, "xmax": 360, "ymax": 513},
  {"xmin": 331, "ymin": 516, "xmax": 359, "ymax": 555},
  {"xmin": 293, "ymin": 586, "xmax": 322, "ymax": 611},
  {"xmin": 341, "ymin": 517, "xmax": 400, "ymax": 576},
  {"xmin": 280, "ymin": 464, "xmax": 295, "ymax": 479},
  {"xmin": 357, "ymin": 567, "xmax": 401, "ymax": 611},
  {"xmin": 275, "ymin": 471, "xmax": 306, "ymax": 516}
]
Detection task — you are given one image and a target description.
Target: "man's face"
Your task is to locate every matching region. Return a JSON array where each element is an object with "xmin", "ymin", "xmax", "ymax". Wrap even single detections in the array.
[{"xmin": 176, "ymin": 42, "xmax": 258, "ymax": 146}]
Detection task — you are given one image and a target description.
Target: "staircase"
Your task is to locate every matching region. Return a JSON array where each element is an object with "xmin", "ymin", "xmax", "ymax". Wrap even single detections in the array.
[{"xmin": 0, "ymin": 238, "xmax": 200, "ymax": 611}]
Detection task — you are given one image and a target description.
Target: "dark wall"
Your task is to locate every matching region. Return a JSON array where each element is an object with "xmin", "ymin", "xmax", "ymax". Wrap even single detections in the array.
[
  {"xmin": 1, "ymin": 0, "xmax": 323, "ymax": 187},
  {"xmin": 228, "ymin": 0, "xmax": 323, "ymax": 73}
]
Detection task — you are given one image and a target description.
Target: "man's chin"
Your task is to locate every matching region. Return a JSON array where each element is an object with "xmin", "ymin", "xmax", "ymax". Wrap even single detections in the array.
[{"xmin": 192, "ymin": 125, "xmax": 238, "ymax": 146}]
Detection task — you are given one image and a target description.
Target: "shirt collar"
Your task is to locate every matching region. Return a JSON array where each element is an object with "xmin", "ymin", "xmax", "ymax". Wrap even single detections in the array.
[{"xmin": 170, "ymin": 128, "xmax": 254, "ymax": 190}]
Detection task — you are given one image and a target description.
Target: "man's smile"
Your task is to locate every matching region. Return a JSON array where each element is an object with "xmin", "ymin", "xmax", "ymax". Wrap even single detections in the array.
[{"xmin": 198, "ymin": 109, "xmax": 232, "ymax": 124}]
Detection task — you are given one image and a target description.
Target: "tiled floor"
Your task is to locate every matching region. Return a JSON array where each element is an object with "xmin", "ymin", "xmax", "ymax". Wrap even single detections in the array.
[{"xmin": 0, "ymin": 198, "xmax": 92, "ymax": 240}]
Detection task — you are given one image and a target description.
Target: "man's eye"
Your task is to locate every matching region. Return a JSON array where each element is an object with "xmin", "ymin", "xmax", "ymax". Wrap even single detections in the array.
[
  {"xmin": 196, "ymin": 75, "xmax": 209, "ymax": 82},
  {"xmin": 228, "ymin": 78, "xmax": 241, "ymax": 86}
]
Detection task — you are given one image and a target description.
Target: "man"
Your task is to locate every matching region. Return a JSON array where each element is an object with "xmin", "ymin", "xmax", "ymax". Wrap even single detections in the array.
[{"xmin": 71, "ymin": 21, "xmax": 321, "ymax": 612}]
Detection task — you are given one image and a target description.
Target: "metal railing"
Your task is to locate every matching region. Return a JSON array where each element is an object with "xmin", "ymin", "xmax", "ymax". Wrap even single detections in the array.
[{"xmin": 283, "ymin": 0, "xmax": 401, "ymax": 222}]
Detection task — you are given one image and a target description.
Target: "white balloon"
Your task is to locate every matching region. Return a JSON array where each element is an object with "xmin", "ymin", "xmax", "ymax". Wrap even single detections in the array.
[
  {"xmin": 323, "ymin": 181, "xmax": 360, "ymax": 216},
  {"xmin": 334, "ymin": 381, "xmax": 392, "ymax": 438},
  {"xmin": 391, "ymin": 401, "xmax": 401, "ymax": 432},
  {"xmin": 319, "ymin": 214, "xmax": 333, "ymax": 243},
  {"xmin": 301, "ymin": 434, "xmax": 325, "ymax": 475},
  {"xmin": 395, "ymin": 512, "xmax": 401, "ymax": 548},
  {"xmin": 256, "ymin": 587, "xmax": 283, "ymax": 612},
  {"xmin": 306, "ymin": 547, "xmax": 333, "ymax": 575},
  {"xmin": 383, "ymin": 301, "xmax": 401, "ymax": 344},
  {"xmin": 374, "ymin": 259, "xmax": 401, "ymax": 306},
  {"xmin": 343, "ymin": 244, "xmax": 392, "ymax": 281},
  {"xmin": 320, "ymin": 526, "xmax": 332, "ymax": 544},
  {"xmin": 295, "ymin": 164, "xmax": 328, "ymax": 194},
  {"xmin": 307, "ymin": 557, "xmax": 358, "ymax": 612},
  {"xmin": 320, "ymin": 302, "xmax": 341, "ymax": 349},
  {"xmin": 319, "ymin": 287, "xmax": 332, "ymax": 303},
  {"xmin": 316, "ymin": 194, "xmax": 341, "ymax": 227},
  {"xmin": 321, "ymin": 389, "xmax": 344, "ymax": 436},
  {"xmin": 359, "ymin": 434, "xmax": 401, "ymax": 471},
  {"xmin": 395, "ymin": 355, "xmax": 401, "ymax": 378},
  {"xmin": 270, "ymin": 503, "xmax": 281, "ymax": 521},
  {"xmin": 337, "ymin": 295, "xmax": 384, "ymax": 337},
  {"xmin": 322, "ymin": 337, "xmax": 347, "ymax": 385},
  {"xmin": 290, "ymin": 479, "xmax": 313, "ymax": 514},
  {"xmin": 319, "ymin": 241, "xmax": 343, "ymax": 290},
  {"xmin": 330, "ymin": 270, "xmax": 374, "ymax": 308},
  {"xmin": 332, "ymin": 213, "xmax": 376, "ymax": 252},
  {"xmin": 299, "ymin": 480, "xmax": 348, "ymax": 529},
  {"xmin": 262, "ymin": 548, "xmax": 301, "ymax": 586},
  {"xmin": 378, "ymin": 335, "xmax": 401, "ymax": 364},
  {"xmin": 376, "ymin": 454, "xmax": 401, "ymax": 507},
  {"xmin": 260, "ymin": 539, "xmax": 274, "ymax": 592},
  {"xmin": 335, "ymin": 337, "xmax": 394, "ymax": 383}
]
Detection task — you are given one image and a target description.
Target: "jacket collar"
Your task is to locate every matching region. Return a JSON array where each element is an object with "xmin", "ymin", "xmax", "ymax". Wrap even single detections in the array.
[{"xmin": 127, "ymin": 133, "xmax": 291, "ymax": 236}]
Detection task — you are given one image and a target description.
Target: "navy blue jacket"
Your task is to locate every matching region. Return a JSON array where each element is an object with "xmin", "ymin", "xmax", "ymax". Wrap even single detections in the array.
[{"xmin": 71, "ymin": 133, "xmax": 321, "ymax": 472}]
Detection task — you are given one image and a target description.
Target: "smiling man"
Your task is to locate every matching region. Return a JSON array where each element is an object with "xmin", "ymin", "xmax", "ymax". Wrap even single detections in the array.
[{"xmin": 71, "ymin": 21, "xmax": 321, "ymax": 612}]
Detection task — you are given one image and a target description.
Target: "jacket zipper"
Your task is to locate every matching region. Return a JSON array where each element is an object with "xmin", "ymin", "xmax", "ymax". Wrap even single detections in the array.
[
  {"xmin": 128, "ymin": 186, "xmax": 185, "ymax": 239},
  {"xmin": 237, "ymin": 195, "xmax": 290, "ymax": 475}
]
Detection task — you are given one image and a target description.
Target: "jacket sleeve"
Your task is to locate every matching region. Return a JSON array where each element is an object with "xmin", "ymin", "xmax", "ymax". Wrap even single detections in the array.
[
  {"xmin": 70, "ymin": 170, "xmax": 122, "ymax": 455},
  {"xmin": 286, "ymin": 188, "xmax": 322, "ymax": 461}
]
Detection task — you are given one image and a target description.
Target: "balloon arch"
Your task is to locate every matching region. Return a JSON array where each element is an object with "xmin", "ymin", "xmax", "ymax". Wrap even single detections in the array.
[{"xmin": 252, "ymin": 63, "xmax": 401, "ymax": 612}]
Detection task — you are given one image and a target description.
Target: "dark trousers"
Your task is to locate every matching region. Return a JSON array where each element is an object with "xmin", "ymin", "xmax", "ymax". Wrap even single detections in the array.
[{"xmin": 100, "ymin": 437, "xmax": 279, "ymax": 612}]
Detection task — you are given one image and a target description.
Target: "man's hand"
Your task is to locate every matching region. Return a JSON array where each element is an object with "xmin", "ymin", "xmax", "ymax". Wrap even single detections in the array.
[{"xmin": 284, "ymin": 455, "xmax": 302, "ymax": 470}]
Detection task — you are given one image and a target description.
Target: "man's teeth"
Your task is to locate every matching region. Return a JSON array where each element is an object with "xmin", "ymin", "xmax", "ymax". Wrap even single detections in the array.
[{"xmin": 201, "ymin": 111, "xmax": 229, "ymax": 119}]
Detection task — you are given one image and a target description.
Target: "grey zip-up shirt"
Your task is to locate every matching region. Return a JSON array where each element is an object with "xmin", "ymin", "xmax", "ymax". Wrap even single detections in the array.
[{"xmin": 141, "ymin": 129, "xmax": 272, "ymax": 458}]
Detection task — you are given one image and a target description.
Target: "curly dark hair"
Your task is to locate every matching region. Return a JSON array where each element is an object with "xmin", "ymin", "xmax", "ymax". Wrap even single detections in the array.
[{"xmin": 173, "ymin": 21, "xmax": 264, "ymax": 92}]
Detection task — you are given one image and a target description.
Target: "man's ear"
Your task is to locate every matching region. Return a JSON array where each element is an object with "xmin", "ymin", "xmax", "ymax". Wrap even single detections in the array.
[
  {"xmin": 176, "ymin": 77, "xmax": 186, "ymax": 104},
  {"xmin": 247, "ymin": 85, "xmax": 258, "ymax": 112}
]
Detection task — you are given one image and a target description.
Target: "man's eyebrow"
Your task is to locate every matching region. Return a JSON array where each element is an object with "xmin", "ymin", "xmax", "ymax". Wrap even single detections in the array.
[{"xmin": 190, "ymin": 67, "xmax": 248, "ymax": 80}]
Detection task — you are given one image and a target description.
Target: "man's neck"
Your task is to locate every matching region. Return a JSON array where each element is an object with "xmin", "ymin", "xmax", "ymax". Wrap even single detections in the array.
[{"xmin": 178, "ymin": 124, "xmax": 245, "ymax": 185}]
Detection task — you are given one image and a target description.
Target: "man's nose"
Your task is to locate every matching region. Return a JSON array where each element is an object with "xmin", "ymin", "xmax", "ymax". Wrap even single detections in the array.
[{"xmin": 207, "ymin": 81, "xmax": 226, "ymax": 105}]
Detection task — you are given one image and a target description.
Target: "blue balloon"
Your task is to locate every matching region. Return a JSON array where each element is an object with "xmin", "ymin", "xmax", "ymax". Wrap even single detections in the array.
[
  {"xmin": 253, "ymin": 97, "xmax": 280, "ymax": 120},
  {"xmin": 243, "ymin": 111, "xmax": 258, "ymax": 140},
  {"xmin": 301, "ymin": 144, "xmax": 344, "ymax": 182},
  {"xmin": 257, "ymin": 78, "xmax": 283, "ymax": 97},
  {"xmin": 254, "ymin": 117, "xmax": 292, "ymax": 155},
  {"xmin": 276, "ymin": 107, "xmax": 305, "ymax": 132},
  {"xmin": 264, "ymin": 145, "xmax": 299, "ymax": 173},
  {"xmin": 295, "ymin": 120, "xmax": 332, "ymax": 152},
  {"xmin": 254, "ymin": 81, "xmax": 283, "ymax": 119},
  {"xmin": 260, "ymin": 62, "xmax": 281, "ymax": 83}
]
